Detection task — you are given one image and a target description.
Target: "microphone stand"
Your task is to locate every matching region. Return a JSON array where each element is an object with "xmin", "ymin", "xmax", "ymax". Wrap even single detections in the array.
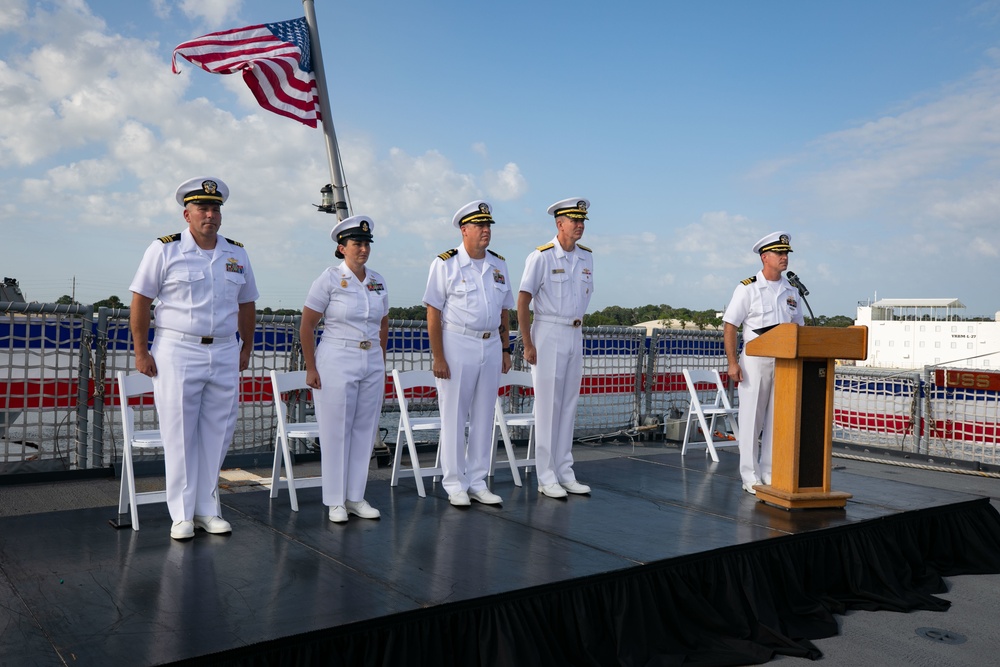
[{"xmin": 798, "ymin": 288, "xmax": 815, "ymax": 325}]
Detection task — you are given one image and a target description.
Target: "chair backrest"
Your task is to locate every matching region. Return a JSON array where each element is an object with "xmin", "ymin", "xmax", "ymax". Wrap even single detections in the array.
[
  {"xmin": 117, "ymin": 370, "xmax": 154, "ymax": 401},
  {"xmin": 391, "ymin": 369, "xmax": 437, "ymax": 417},
  {"xmin": 497, "ymin": 369, "xmax": 533, "ymax": 412},
  {"xmin": 682, "ymin": 369, "xmax": 728, "ymax": 410},
  {"xmin": 270, "ymin": 369, "xmax": 309, "ymax": 395},
  {"xmin": 711, "ymin": 370, "xmax": 735, "ymax": 410},
  {"xmin": 269, "ymin": 370, "xmax": 314, "ymax": 433},
  {"xmin": 498, "ymin": 369, "xmax": 533, "ymax": 392},
  {"xmin": 116, "ymin": 371, "xmax": 154, "ymax": 439},
  {"xmin": 392, "ymin": 369, "xmax": 437, "ymax": 393}
]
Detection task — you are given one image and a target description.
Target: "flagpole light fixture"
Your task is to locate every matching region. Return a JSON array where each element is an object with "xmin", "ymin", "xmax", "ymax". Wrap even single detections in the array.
[{"xmin": 316, "ymin": 184, "xmax": 336, "ymax": 214}]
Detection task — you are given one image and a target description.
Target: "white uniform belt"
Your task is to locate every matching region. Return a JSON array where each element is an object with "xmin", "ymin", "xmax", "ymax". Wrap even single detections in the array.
[
  {"xmin": 156, "ymin": 329, "xmax": 236, "ymax": 345},
  {"xmin": 534, "ymin": 314, "xmax": 583, "ymax": 327},
  {"xmin": 442, "ymin": 322, "xmax": 493, "ymax": 339},
  {"xmin": 323, "ymin": 337, "xmax": 375, "ymax": 350}
]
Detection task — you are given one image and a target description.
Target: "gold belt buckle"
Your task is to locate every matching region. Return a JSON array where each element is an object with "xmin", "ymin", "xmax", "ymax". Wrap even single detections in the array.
[
  {"xmin": 482, "ymin": 332, "xmax": 491, "ymax": 339},
  {"xmin": 359, "ymin": 341, "xmax": 372, "ymax": 350}
]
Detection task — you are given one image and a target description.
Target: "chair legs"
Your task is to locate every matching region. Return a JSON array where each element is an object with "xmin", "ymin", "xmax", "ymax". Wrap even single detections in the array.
[
  {"xmin": 490, "ymin": 410, "xmax": 524, "ymax": 486},
  {"xmin": 270, "ymin": 434, "xmax": 300, "ymax": 512},
  {"xmin": 682, "ymin": 410, "xmax": 718, "ymax": 461},
  {"xmin": 391, "ymin": 425, "xmax": 429, "ymax": 497},
  {"xmin": 118, "ymin": 446, "xmax": 141, "ymax": 531}
]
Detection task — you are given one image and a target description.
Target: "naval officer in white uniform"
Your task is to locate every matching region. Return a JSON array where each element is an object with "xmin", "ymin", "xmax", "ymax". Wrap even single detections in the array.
[
  {"xmin": 423, "ymin": 201, "xmax": 514, "ymax": 507},
  {"xmin": 301, "ymin": 216, "xmax": 388, "ymax": 523},
  {"xmin": 722, "ymin": 232, "xmax": 804, "ymax": 495},
  {"xmin": 517, "ymin": 198, "xmax": 594, "ymax": 499},
  {"xmin": 129, "ymin": 177, "xmax": 258, "ymax": 540}
]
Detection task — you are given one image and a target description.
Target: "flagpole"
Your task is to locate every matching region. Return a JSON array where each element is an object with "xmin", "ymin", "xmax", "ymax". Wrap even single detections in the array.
[{"xmin": 303, "ymin": 0, "xmax": 349, "ymax": 220}]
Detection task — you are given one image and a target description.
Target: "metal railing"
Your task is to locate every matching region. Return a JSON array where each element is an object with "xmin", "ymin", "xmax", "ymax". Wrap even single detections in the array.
[{"xmin": 3, "ymin": 299, "xmax": 998, "ymax": 476}]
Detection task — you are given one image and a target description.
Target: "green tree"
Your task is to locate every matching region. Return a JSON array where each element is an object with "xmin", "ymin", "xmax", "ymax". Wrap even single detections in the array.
[
  {"xmin": 94, "ymin": 295, "xmax": 125, "ymax": 309},
  {"xmin": 824, "ymin": 315, "xmax": 854, "ymax": 327},
  {"xmin": 387, "ymin": 305, "xmax": 428, "ymax": 321}
]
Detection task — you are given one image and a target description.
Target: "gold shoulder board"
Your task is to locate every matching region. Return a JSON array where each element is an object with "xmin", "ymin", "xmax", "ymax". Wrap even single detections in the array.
[
  {"xmin": 577, "ymin": 243, "xmax": 592, "ymax": 253},
  {"xmin": 487, "ymin": 249, "xmax": 505, "ymax": 261},
  {"xmin": 537, "ymin": 242, "xmax": 555, "ymax": 252},
  {"xmin": 158, "ymin": 233, "xmax": 181, "ymax": 244},
  {"xmin": 225, "ymin": 237, "xmax": 244, "ymax": 248},
  {"xmin": 437, "ymin": 248, "xmax": 459, "ymax": 261},
  {"xmin": 740, "ymin": 276, "xmax": 757, "ymax": 286}
]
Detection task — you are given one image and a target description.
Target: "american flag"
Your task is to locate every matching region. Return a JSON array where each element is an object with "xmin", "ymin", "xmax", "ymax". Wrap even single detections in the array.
[{"xmin": 171, "ymin": 17, "xmax": 321, "ymax": 128}]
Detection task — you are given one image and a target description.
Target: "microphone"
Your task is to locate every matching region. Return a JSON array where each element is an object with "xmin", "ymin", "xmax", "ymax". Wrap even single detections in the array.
[{"xmin": 786, "ymin": 271, "xmax": 809, "ymax": 296}]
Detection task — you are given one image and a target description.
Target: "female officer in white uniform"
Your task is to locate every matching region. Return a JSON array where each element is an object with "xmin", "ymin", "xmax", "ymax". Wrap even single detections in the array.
[{"xmin": 300, "ymin": 216, "xmax": 389, "ymax": 522}]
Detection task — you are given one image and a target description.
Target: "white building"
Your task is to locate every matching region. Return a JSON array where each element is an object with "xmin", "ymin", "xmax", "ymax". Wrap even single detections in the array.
[{"xmin": 855, "ymin": 298, "xmax": 1000, "ymax": 370}]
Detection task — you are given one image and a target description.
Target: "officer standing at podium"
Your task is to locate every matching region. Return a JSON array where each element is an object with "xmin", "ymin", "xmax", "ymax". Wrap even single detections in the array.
[{"xmin": 722, "ymin": 232, "xmax": 804, "ymax": 495}]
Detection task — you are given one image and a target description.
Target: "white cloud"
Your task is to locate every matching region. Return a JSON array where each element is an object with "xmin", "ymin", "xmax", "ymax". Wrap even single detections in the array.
[
  {"xmin": 483, "ymin": 162, "xmax": 527, "ymax": 201},
  {"xmin": 0, "ymin": 0, "xmax": 28, "ymax": 31},
  {"xmin": 176, "ymin": 0, "xmax": 244, "ymax": 28},
  {"xmin": 792, "ymin": 66, "xmax": 1000, "ymax": 226},
  {"xmin": 0, "ymin": 1, "xmax": 532, "ymax": 308}
]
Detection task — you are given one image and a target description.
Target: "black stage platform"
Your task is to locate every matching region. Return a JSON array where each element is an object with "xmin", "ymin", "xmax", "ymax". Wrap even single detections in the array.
[{"xmin": 3, "ymin": 452, "xmax": 1000, "ymax": 666}]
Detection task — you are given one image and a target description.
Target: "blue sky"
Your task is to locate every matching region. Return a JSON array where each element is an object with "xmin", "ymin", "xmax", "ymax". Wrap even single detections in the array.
[{"xmin": 3, "ymin": 0, "xmax": 1000, "ymax": 319}]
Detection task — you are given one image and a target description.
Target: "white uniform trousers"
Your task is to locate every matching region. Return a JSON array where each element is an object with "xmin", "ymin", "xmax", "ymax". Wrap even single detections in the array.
[
  {"xmin": 737, "ymin": 351, "xmax": 775, "ymax": 487},
  {"xmin": 530, "ymin": 320, "xmax": 584, "ymax": 486},
  {"xmin": 150, "ymin": 336, "xmax": 240, "ymax": 522},
  {"xmin": 435, "ymin": 329, "xmax": 502, "ymax": 496},
  {"xmin": 313, "ymin": 342, "xmax": 384, "ymax": 507}
]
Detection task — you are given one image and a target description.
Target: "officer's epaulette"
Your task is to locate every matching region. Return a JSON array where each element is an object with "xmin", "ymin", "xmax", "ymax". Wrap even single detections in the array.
[
  {"xmin": 158, "ymin": 233, "xmax": 181, "ymax": 244},
  {"xmin": 437, "ymin": 248, "xmax": 458, "ymax": 261},
  {"xmin": 537, "ymin": 242, "xmax": 555, "ymax": 252},
  {"xmin": 225, "ymin": 237, "xmax": 244, "ymax": 248},
  {"xmin": 740, "ymin": 275, "xmax": 757, "ymax": 286},
  {"xmin": 577, "ymin": 243, "xmax": 592, "ymax": 253},
  {"xmin": 487, "ymin": 249, "xmax": 505, "ymax": 261}
]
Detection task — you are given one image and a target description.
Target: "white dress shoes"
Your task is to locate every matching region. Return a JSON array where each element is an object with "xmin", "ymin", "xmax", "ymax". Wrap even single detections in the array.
[
  {"xmin": 449, "ymin": 491, "xmax": 471, "ymax": 507},
  {"xmin": 561, "ymin": 480, "xmax": 591, "ymax": 495},
  {"xmin": 762, "ymin": 473, "xmax": 772, "ymax": 486},
  {"xmin": 742, "ymin": 482, "xmax": 758, "ymax": 496},
  {"xmin": 538, "ymin": 483, "xmax": 568, "ymax": 499},
  {"xmin": 345, "ymin": 499, "xmax": 381, "ymax": 519},
  {"xmin": 328, "ymin": 506, "xmax": 348, "ymax": 523},
  {"xmin": 193, "ymin": 515, "xmax": 232, "ymax": 534},
  {"xmin": 170, "ymin": 520, "xmax": 194, "ymax": 540},
  {"xmin": 469, "ymin": 489, "xmax": 503, "ymax": 505}
]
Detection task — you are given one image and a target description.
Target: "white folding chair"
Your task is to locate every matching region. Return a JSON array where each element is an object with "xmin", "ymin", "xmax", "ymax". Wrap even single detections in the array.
[
  {"xmin": 269, "ymin": 370, "xmax": 322, "ymax": 512},
  {"xmin": 116, "ymin": 371, "xmax": 164, "ymax": 531},
  {"xmin": 390, "ymin": 369, "xmax": 446, "ymax": 498},
  {"xmin": 681, "ymin": 369, "xmax": 740, "ymax": 462},
  {"xmin": 116, "ymin": 371, "xmax": 222, "ymax": 530},
  {"xmin": 489, "ymin": 370, "xmax": 534, "ymax": 485}
]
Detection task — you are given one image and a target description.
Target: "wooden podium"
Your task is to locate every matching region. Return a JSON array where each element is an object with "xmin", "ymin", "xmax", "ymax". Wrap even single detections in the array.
[{"xmin": 745, "ymin": 324, "xmax": 868, "ymax": 510}]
